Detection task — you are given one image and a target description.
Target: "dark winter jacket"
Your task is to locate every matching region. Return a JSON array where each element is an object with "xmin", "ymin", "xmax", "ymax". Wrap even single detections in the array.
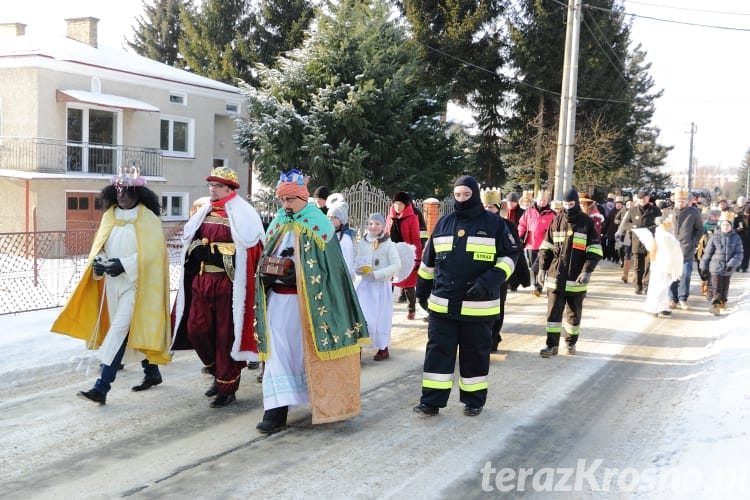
[
  {"xmin": 700, "ymin": 230, "xmax": 744, "ymax": 276},
  {"xmin": 620, "ymin": 203, "xmax": 662, "ymax": 254},
  {"xmin": 417, "ymin": 207, "xmax": 521, "ymax": 321},
  {"xmin": 672, "ymin": 205, "xmax": 704, "ymax": 260},
  {"xmin": 538, "ymin": 206, "xmax": 603, "ymax": 293}
]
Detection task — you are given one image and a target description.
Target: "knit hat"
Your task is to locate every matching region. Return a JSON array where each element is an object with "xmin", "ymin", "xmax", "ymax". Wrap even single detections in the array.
[
  {"xmin": 326, "ymin": 193, "xmax": 349, "ymax": 224},
  {"xmin": 562, "ymin": 189, "xmax": 579, "ymax": 203},
  {"xmin": 206, "ymin": 166, "xmax": 239, "ymax": 189},
  {"xmin": 276, "ymin": 169, "xmax": 310, "ymax": 200},
  {"xmin": 392, "ymin": 191, "xmax": 411, "ymax": 204},
  {"xmin": 505, "ymin": 192, "xmax": 519, "ymax": 203},
  {"xmin": 368, "ymin": 212, "xmax": 386, "ymax": 226},
  {"xmin": 312, "ymin": 185, "xmax": 330, "ymax": 200},
  {"xmin": 480, "ymin": 190, "xmax": 501, "ymax": 206},
  {"xmin": 637, "ymin": 188, "xmax": 650, "ymax": 199}
]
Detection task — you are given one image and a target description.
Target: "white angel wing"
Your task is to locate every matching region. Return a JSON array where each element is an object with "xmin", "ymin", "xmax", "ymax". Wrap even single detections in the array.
[{"xmin": 394, "ymin": 242, "xmax": 417, "ymax": 282}]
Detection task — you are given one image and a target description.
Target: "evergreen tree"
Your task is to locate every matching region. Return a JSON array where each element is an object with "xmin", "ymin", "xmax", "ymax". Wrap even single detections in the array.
[
  {"xmin": 178, "ymin": 0, "xmax": 255, "ymax": 84},
  {"xmin": 397, "ymin": 0, "xmax": 510, "ymax": 187},
  {"xmin": 235, "ymin": 0, "xmax": 467, "ymax": 197},
  {"xmin": 249, "ymin": 0, "xmax": 314, "ymax": 67},
  {"xmin": 126, "ymin": 0, "xmax": 187, "ymax": 66}
]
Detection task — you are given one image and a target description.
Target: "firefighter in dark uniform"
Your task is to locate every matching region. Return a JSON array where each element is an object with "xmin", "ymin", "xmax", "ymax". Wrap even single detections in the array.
[
  {"xmin": 413, "ymin": 175, "xmax": 520, "ymax": 417},
  {"xmin": 538, "ymin": 189, "xmax": 603, "ymax": 357}
]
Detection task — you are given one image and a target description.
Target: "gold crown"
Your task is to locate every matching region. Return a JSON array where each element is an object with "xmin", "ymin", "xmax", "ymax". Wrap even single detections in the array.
[
  {"xmin": 206, "ymin": 166, "xmax": 239, "ymax": 188},
  {"xmin": 481, "ymin": 190, "xmax": 501, "ymax": 206},
  {"xmin": 673, "ymin": 187, "xmax": 690, "ymax": 201},
  {"xmin": 719, "ymin": 211, "xmax": 735, "ymax": 222}
]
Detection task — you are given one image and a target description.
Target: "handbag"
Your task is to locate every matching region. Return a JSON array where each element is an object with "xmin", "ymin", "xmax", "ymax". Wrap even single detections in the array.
[{"xmin": 259, "ymin": 256, "xmax": 294, "ymax": 276}]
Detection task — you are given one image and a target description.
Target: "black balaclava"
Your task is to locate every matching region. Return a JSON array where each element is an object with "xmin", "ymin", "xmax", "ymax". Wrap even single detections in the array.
[
  {"xmin": 453, "ymin": 175, "xmax": 483, "ymax": 219},
  {"xmin": 562, "ymin": 188, "xmax": 581, "ymax": 218}
]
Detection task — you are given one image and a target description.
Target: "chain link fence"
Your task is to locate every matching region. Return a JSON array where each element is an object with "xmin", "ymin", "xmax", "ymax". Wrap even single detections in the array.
[{"xmin": 1, "ymin": 181, "xmax": 452, "ymax": 315}]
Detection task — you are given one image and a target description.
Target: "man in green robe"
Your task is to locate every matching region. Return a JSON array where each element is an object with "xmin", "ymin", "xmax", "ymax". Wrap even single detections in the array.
[{"xmin": 255, "ymin": 169, "xmax": 369, "ymax": 433}]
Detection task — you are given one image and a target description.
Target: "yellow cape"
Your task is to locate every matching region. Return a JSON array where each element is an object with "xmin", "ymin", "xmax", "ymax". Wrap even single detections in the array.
[{"xmin": 51, "ymin": 205, "xmax": 172, "ymax": 364}]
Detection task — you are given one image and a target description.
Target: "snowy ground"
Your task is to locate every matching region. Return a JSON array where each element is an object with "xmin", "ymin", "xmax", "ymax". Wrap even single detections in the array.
[{"xmin": 1, "ymin": 264, "xmax": 749, "ymax": 498}]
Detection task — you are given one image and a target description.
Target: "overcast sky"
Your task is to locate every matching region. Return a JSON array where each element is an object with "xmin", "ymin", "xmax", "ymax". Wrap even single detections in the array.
[{"xmin": 3, "ymin": 0, "xmax": 749, "ymax": 178}]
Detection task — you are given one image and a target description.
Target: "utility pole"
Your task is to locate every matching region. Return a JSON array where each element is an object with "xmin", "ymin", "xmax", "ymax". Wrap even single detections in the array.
[
  {"xmin": 687, "ymin": 122, "xmax": 696, "ymax": 191},
  {"xmin": 553, "ymin": 0, "xmax": 582, "ymax": 199}
]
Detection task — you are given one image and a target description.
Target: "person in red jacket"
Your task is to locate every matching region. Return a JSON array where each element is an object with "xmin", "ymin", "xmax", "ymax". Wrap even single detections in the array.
[
  {"xmin": 386, "ymin": 191, "xmax": 423, "ymax": 320},
  {"xmin": 517, "ymin": 190, "xmax": 556, "ymax": 296}
]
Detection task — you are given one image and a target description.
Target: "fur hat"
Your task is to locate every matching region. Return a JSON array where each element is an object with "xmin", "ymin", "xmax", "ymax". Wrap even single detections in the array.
[
  {"xmin": 481, "ymin": 190, "xmax": 501, "ymax": 206},
  {"xmin": 562, "ymin": 189, "xmax": 579, "ymax": 203},
  {"xmin": 579, "ymin": 193, "xmax": 594, "ymax": 204},
  {"xmin": 326, "ymin": 193, "xmax": 348, "ymax": 225},
  {"xmin": 206, "ymin": 166, "xmax": 239, "ymax": 189},
  {"xmin": 312, "ymin": 185, "xmax": 330, "ymax": 200},
  {"xmin": 392, "ymin": 191, "xmax": 411, "ymax": 205}
]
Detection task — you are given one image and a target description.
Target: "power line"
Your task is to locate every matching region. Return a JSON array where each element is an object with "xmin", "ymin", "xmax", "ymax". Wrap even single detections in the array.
[
  {"xmin": 623, "ymin": 0, "xmax": 750, "ymax": 17},
  {"xmin": 415, "ymin": 41, "xmax": 632, "ymax": 104},
  {"xmin": 584, "ymin": 2, "xmax": 750, "ymax": 31}
]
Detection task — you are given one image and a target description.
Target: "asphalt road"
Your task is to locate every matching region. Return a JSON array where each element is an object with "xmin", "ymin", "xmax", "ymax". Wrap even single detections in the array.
[{"xmin": 2, "ymin": 261, "xmax": 748, "ymax": 499}]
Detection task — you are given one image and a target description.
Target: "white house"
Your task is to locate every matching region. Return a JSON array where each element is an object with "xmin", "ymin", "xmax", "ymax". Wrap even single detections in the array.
[{"xmin": 0, "ymin": 17, "xmax": 251, "ymax": 235}]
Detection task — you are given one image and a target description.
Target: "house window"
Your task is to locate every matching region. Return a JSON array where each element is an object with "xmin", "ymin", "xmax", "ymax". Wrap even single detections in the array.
[
  {"xmin": 161, "ymin": 192, "xmax": 188, "ymax": 221},
  {"xmin": 160, "ymin": 116, "xmax": 194, "ymax": 157},
  {"xmin": 66, "ymin": 106, "xmax": 118, "ymax": 173},
  {"xmin": 169, "ymin": 92, "xmax": 186, "ymax": 105}
]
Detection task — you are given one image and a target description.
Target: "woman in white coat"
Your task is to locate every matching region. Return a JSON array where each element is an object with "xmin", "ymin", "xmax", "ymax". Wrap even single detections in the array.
[
  {"xmin": 355, "ymin": 213, "xmax": 401, "ymax": 360},
  {"xmin": 326, "ymin": 193, "xmax": 356, "ymax": 281}
]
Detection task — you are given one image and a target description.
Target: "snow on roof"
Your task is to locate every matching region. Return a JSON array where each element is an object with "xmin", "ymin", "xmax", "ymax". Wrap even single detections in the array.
[
  {"xmin": 0, "ymin": 32, "xmax": 241, "ymax": 95},
  {"xmin": 56, "ymin": 89, "xmax": 160, "ymax": 112}
]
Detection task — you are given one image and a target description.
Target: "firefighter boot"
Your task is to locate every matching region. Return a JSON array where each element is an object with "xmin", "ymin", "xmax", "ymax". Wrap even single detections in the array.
[
  {"xmin": 565, "ymin": 335, "xmax": 578, "ymax": 355},
  {"xmin": 540, "ymin": 333, "xmax": 560, "ymax": 358}
]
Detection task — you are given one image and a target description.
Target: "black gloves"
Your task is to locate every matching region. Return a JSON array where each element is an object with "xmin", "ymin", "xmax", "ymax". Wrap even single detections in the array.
[
  {"xmin": 575, "ymin": 272, "xmax": 591, "ymax": 285},
  {"xmin": 279, "ymin": 265, "xmax": 296, "ymax": 286},
  {"xmin": 699, "ymin": 269, "xmax": 709, "ymax": 281},
  {"xmin": 418, "ymin": 297, "xmax": 429, "ymax": 311},
  {"xmin": 726, "ymin": 266, "xmax": 733, "ymax": 273},
  {"xmin": 92, "ymin": 258, "xmax": 107, "ymax": 277},
  {"xmin": 465, "ymin": 282, "xmax": 488, "ymax": 300},
  {"xmin": 105, "ymin": 258, "xmax": 125, "ymax": 277}
]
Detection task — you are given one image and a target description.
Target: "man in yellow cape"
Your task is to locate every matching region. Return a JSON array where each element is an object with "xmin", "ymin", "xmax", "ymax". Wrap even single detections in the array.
[{"xmin": 51, "ymin": 167, "xmax": 171, "ymax": 405}]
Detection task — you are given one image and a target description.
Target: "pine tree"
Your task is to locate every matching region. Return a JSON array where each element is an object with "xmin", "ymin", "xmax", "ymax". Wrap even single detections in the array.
[
  {"xmin": 178, "ymin": 0, "xmax": 255, "ymax": 84},
  {"xmin": 126, "ymin": 0, "xmax": 187, "ymax": 66},
  {"xmin": 235, "ymin": 0, "xmax": 467, "ymax": 197},
  {"xmin": 249, "ymin": 0, "xmax": 314, "ymax": 67}
]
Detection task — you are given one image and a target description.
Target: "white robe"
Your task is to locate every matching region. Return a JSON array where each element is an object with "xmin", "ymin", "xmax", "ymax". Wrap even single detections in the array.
[
  {"xmin": 354, "ymin": 234, "xmax": 401, "ymax": 350},
  {"xmin": 262, "ymin": 231, "xmax": 309, "ymax": 408},
  {"xmin": 642, "ymin": 226, "xmax": 683, "ymax": 314},
  {"xmin": 96, "ymin": 206, "xmax": 140, "ymax": 365}
]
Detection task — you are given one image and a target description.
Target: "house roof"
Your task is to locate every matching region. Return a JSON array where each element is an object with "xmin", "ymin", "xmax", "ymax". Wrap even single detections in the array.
[
  {"xmin": 56, "ymin": 89, "xmax": 160, "ymax": 112},
  {"xmin": 0, "ymin": 32, "xmax": 242, "ymax": 96}
]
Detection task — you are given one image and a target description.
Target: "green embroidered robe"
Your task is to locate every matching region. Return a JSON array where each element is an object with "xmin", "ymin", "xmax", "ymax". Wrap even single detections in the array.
[{"xmin": 255, "ymin": 202, "xmax": 369, "ymax": 360}]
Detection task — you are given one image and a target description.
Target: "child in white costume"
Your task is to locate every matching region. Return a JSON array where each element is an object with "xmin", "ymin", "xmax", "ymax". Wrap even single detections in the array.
[
  {"xmin": 635, "ymin": 216, "xmax": 683, "ymax": 317},
  {"xmin": 355, "ymin": 213, "xmax": 401, "ymax": 361},
  {"xmin": 326, "ymin": 193, "xmax": 356, "ymax": 280}
]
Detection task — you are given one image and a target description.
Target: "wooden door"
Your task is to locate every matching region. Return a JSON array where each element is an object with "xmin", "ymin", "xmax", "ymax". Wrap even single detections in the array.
[{"xmin": 65, "ymin": 192, "xmax": 102, "ymax": 255}]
